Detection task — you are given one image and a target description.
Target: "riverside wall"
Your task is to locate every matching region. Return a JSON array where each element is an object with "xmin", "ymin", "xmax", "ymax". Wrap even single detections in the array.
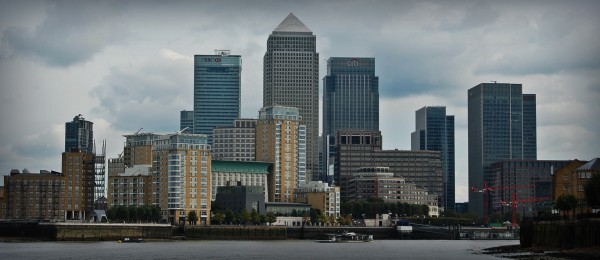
[
  {"xmin": 1, "ymin": 223, "xmax": 401, "ymax": 241},
  {"xmin": 520, "ymin": 219, "xmax": 600, "ymax": 249},
  {"xmin": 184, "ymin": 226, "xmax": 287, "ymax": 240},
  {"xmin": 0, "ymin": 223, "xmax": 173, "ymax": 241}
]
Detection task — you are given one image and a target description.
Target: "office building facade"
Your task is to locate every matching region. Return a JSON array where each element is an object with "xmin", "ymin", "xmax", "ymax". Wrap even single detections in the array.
[
  {"xmin": 180, "ymin": 110, "xmax": 194, "ymax": 133},
  {"xmin": 468, "ymin": 83, "xmax": 537, "ymax": 217},
  {"xmin": 210, "ymin": 160, "xmax": 270, "ymax": 202},
  {"xmin": 263, "ymin": 13, "xmax": 319, "ymax": 182},
  {"xmin": 295, "ymin": 181, "xmax": 341, "ymax": 218},
  {"xmin": 348, "ymin": 167, "xmax": 439, "ymax": 217},
  {"xmin": 212, "ymin": 119, "xmax": 257, "ymax": 161},
  {"xmin": 411, "ymin": 106, "xmax": 454, "ymax": 210},
  {"xmin": 255, "ymin": 106, "xmax": 306, "ymax": 203},
  {"xmin": 65, "ymin": 114, "xmax": 94, "ymax": 153},
  {"xmin": 490, "ymin": 160, "xmax": 570, "ymax": 216},
  {"xmin": 194, "ymin": 51, "xmax": 241, "ymax": 144},
  {"xmin": 322, "ymin": 57, "xmax": 379, "ymax": 183},
  {"xmin": 334, "ymin": 130, "xmax": 443, "ymax": 204}
]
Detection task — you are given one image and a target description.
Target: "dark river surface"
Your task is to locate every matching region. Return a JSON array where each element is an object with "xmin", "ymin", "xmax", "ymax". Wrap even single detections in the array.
[{"xmin": 0, "ymin": 240, "xmax": 519, "ymax": 259}]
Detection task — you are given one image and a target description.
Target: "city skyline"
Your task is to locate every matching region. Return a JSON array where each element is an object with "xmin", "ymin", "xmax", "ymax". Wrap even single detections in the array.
[{"xmin": 1, "ymin": 1, "xmax": 599, "ymax": 203}]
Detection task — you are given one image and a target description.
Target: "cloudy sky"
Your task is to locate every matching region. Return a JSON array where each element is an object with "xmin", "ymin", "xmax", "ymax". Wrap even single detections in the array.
[{"xmin": 1, "ymin": 0, "xmax": 599, "ymax": 202}]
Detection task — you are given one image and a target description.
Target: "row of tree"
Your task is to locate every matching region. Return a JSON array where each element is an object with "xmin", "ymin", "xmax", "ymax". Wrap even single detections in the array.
[
  {"xmin": 209, "ymin": 209, "xmax": 278, "ymax": 225},
  {"xmin": 341, "ymin": 198, "xmax": 430, "ymax": 218},
  {"xmin": 106, "ymin": 205, "xmax": 162, "ymax": 223}
]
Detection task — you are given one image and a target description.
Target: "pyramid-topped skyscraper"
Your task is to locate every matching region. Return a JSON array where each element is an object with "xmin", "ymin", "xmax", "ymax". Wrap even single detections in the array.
[{"xmin": 264, "ymin": 13, "xmax": 320, "ymax": 183}]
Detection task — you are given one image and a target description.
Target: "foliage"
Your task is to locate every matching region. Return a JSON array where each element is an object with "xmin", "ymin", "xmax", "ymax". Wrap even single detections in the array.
[
  {"xmin": 187, "ymin": 210, "xmax": 199, "ymax": 225},
  {"xmin": 224, "ymin": 209, "xmax": 235, "ymax": 224},
  {"xmin": 265, "ymin": 212, "xmax": 277, "ymax": 225},
  {"xmin": 341, "ymin": 199, "xmax": 433, "ymax": 218},
  {"xmin": 250, "ymin": 209, "xmax": 260, "ymax": 225},
  {"xmin": 241, "ymin": 209, "xmax": 251, "ymax": 225},
  {"xmin": 212, "ymin": 211, "xmax": 225, "ymax": 225},
  {"xmin": 584, "ymin": 173, "xmax": 600, "ymax": 209},
  {"xmin": 106, "ymin": 205, "xmax": 161, "ymax": 223},
  {"xmin": 555, "ymin": 194, "xmax": 579, "ymax": 218}
]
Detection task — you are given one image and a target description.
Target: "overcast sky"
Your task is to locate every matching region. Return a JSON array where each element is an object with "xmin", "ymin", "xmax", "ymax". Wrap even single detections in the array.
[{"xmin": 1, "ymin": 0, "xmax": 599, "ymax": 202}]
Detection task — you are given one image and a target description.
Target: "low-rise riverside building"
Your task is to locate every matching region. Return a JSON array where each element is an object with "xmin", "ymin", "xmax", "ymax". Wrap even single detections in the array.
[
  {"xmin": 295, "ymin": 181, "xmax": 340, "ymax": 218},
  {"xmin": 2, "ymin": 151, "xmax": 96, "ymax": 222},
  {"xmin": 210, "ymin": 160, "xmax": 270, "ymax": 202},
  {"xmin": 348, "ymin": 167, "xmax": 439, "ymax": 217},
  {"xmin": 552, "ymin": 158, "xmax": 600, "ymax": 213},
  {"xmin": 214, "ymin": 185, "xmax": 266, "ymax": 215},
  {"xmin": 107, "ymin": 165, "xmax": 153, "ymax": 208}
]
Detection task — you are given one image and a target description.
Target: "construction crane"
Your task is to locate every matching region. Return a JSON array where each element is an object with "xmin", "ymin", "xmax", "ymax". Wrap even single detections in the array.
[
  {"xmin": 501, "ymin": 193, "xmax": 550, "ymax": 228},
  {"xmin": 470, "ymin": 182, "xmax": 533, "ymax": 225}
]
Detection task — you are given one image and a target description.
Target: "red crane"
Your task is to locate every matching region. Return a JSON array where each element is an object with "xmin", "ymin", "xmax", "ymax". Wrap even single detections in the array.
[
  {"xmin": 470, "ymin": 182, "xmax": 533, "ymax": 225},
  {"xmin": 501, "ymin": 193, "xmax": 550, "ymax": 228}
]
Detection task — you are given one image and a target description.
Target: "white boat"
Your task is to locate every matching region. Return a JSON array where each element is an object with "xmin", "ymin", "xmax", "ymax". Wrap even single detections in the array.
[{"xmin": 316, "ymin": 231, "xmax": 373, "ymax": 243}]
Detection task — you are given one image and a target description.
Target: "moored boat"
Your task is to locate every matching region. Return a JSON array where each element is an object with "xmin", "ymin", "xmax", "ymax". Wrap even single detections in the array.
[{"xmin": 315, "ymin": 231, "xmax": 373, "ymax": 243}]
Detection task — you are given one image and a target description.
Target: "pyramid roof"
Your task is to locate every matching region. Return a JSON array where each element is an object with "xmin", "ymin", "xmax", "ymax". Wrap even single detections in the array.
[{"xmin": 274, "ymin": 13, "xmax": 312, "ymax": 33}]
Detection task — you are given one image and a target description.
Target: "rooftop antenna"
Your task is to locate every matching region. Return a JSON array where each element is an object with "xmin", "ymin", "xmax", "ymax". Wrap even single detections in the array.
[
  {"xmin": 178, "ymin": 127, "xmax": 189, "ymax": 134},
  {"xmin": 214, "ymin": 49, "xmax": 230, "ymax": 56}
]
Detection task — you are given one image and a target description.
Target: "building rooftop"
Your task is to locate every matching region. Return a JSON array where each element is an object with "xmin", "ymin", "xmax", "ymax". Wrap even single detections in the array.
[
  {"xmin": 211, "ymin": 160, "xmax": 271, "ymax": 174},
  {"xmin": 576, "ymin": 158, "xmax": 600, "ymax": 171},
  {"xmin": 273, "ymin": 13, "xmax": 312, "ymax": 33}
]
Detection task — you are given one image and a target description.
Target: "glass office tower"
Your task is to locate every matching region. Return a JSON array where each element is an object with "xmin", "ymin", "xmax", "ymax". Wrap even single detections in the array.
[
  {"xmin": 263, "ymin": 13, "xmax": 319, "ymax": 182},
  {"xmin": 65, "ymin": 114, "xmax": 94, "ymax": 153},
  {"xmin": 180, "ymin": 110, "xmax": 194, "ymax": 134},
  {"xmin": 468, "ymin": 83, "xmax": 537, "ymax": 217},
  {"xmin": 322, "ymin": 57, "xmax": 379, "ymax": 183},
  {"xmin": 411, "ymin": 106, "xmax": 455, "ymax": 210},
  {"xmin": 193, "ymin": 51, "xmax": 241, "ymax": 144}
]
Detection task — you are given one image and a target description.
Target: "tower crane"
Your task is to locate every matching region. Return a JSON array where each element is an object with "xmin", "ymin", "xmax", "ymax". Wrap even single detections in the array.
[
  {"xmin": 501, "ymin": 193, "xmax": 550, "ymax": 228},
  {"xmin": 470, "ymin": 182, "xmax": 533, "ymax": 225}
]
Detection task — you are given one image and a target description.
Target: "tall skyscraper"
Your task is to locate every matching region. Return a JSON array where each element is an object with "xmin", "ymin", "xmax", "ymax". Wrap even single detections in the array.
[
  {"xmin": 411, "ymin": 106, "xmax": 455, "ymax": 210},
  {"xmin": 65, "ymin": 114, "xmax": 93, "ymax": 153},
  {"xmin": 468, "ymin": 83, "xmax": 537, "ymax": 217},
  {"xmin": 263, "ymin": 13, "xmax": 319, "ymax": 182},
  {"xmin": 194, "ymin": 50, "xmax": 241, "ymax": 144},
  {"xmin": 180, "ymin": 110, "xmax": 194, "ymax": 133},
  {"xmin": 255, "ymin": 106, "xmax": 306, "ymax": 203},
  {"xmin": 322, "ymin": 57, "xmax": 379, "ymax": 182}
]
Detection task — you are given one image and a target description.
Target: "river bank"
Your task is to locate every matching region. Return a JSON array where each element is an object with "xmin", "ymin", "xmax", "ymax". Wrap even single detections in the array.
[{"xmin": 483, "ymin": 244, "xmax": 600, "ymax": 259}]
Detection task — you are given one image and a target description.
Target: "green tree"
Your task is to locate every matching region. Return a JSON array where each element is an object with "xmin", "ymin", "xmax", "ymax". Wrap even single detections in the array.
[
  {"xmin": 187, "ymin": 210, "xmax": 199, "ymax": 225},
  {"xmin": 259, "ymin": 214, "xmax": 267, "ymax": 225},
  {"xmin": 555, "ymin": 194, "xmax": 579, "ymax": 219},
  {"xmin": 584, "ymin": 172, "xmax": 600, "ymax": 209},
  {"xmin": 116, "ymin": 205, "xmax": 129, "ymax": 222},
  {"xmin": 212, "ymin": 211, "xmax": 225, "ymax": 225},
  {"xmin": 129, "ymin": 205, "xmax": 138, "ymax": 222},
  {"xmin": 241, "ymin": 209, "xmax": 251, "ymax": 225},
  {"xmin": 224, "ymin": 209, "xmax": 235, "ymax": 224},
  {"xmin": 251, "ymin": 209, "xmax": 260, "ymax": 225},
  {"xmin": 266, "ymin": 212, "xmax": 277, "ymax": 226}
]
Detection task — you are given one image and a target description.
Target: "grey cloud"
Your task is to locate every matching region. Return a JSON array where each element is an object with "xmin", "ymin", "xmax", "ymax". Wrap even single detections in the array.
[
  {"xmin": 474, "ymin": 3, "xmax": 600, "ymax": 76},
  {"xmin": 90, "ymin": 52, "xmax": 192, "ymax": 133},
  {"xmin": 1, "ymin": 1, "xmax": 129, "ymax": 67}
]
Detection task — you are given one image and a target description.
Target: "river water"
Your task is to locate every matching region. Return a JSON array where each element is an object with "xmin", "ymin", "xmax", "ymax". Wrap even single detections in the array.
[{"xmin": 0, "ymin": 240, "xmax": 518, "ymax": 259}]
